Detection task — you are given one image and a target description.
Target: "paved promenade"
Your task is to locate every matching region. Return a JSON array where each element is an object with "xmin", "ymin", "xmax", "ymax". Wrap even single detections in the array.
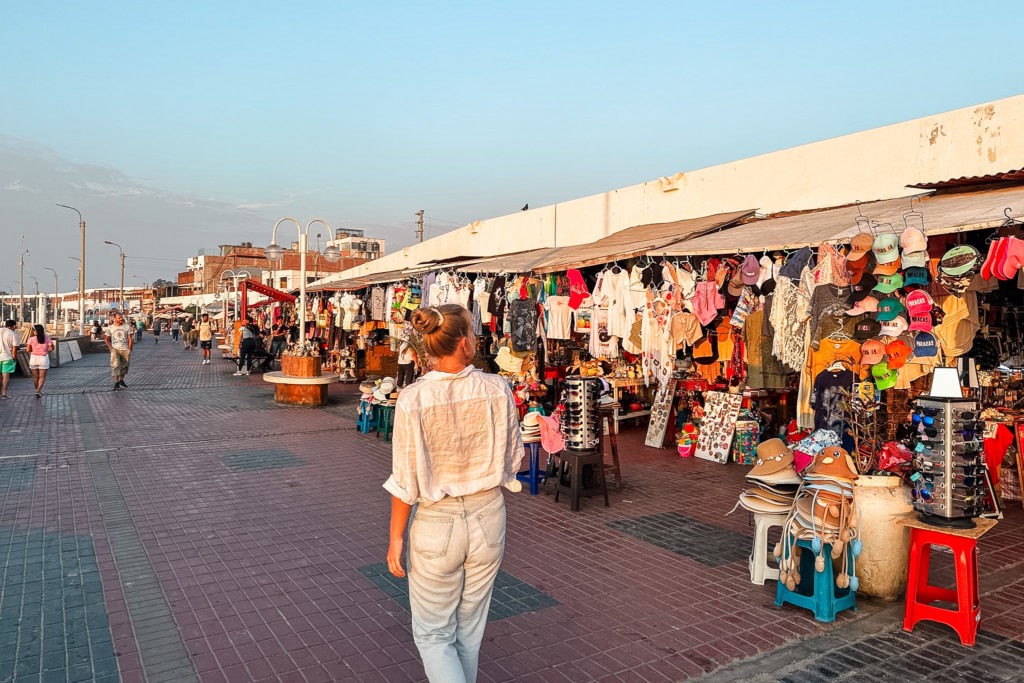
[{"xmin": 1, "ymin": 338, "xmax": 1022, "ymax": 682}]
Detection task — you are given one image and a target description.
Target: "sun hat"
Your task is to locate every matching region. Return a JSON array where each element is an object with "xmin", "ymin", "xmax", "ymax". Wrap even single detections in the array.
[
  {"xmin": 847, "ymin": 232, "xmax": 874, "ymax": 261},
  {"xmin": 939, "ymin": 244, "xmax": 981, "ymax": 277},
  {"xmin": 878, "ymin": 316, "xmax": 909, "ymax": 337},
  {"xmin": 885, "ymin": 339, "xmax": 913, "ymax": 370},
  {"xmin": 806, "ymin": 444, "xmax": 856, "ymax": 481},
  {"xmin": 748, "ymin": 468, "xmax": 803, "ymax": 486},
  {"xmin": 903, "ymin": 266, "xmax": 931, "ymax": 286},
  {"xmin": 859, "ymin": 339, "xmax": 886, "ymax": 365},
  {"xmin": 872, "ymin": 233, "xmax": 901, "ymax": 264},
  {"xmin": 740, "ymin": 254, "xmax": 761, "ymax": 285},
  {"xmin": 875, "ymin": 297, "xmax": 906, "ymax": 322},
  {"xmin": 853, "ymin": 318, "xmax": 881, "ymax": 341},
  {"xmin": 872, "ymin": 273, "xmax": 904, "ymax": 294},
  {"xmin": 750, "ymin": 438, "xmax": 795, "ymax": 477},
  {"xmin": 846, "ymin": 296, "xmax": 879, "ymax": 316},
  {"xmin": 849, "ymin": 274, "xmax": 877, "ymax": 301},
  {"xmin": 739, "ymin": 491, "xmax": 795, "ymax": 514},
  {"xmin": 873, "ymin": 256, "xmax": 902, "ymax": 276},
  {"xmin": 495, "ymin": 346, "xmax": 525, "ymax": 373},
  {"xmin": 901, "ymin": 251, "xmax": 929, "ymax": 269},
  {"xmin": 912, "ymin": 331, "xmax": 939, "ymax": 357},
  {"xmin": 900, "ymin": 227, "xmax": 928, "ymax": 253},
  {"xmin": 871, "ymin": 360, "xmax": 899, "ymax": 390}
]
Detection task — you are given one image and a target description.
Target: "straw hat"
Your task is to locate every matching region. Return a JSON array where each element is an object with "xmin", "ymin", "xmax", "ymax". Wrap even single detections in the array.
[
  {"xmin": 804, "ymin": 446, "xmax": 860, "ymax": 481},
  {"xmin": 749, "ymin": 439, "xmax": 794, "ymax": 477}
]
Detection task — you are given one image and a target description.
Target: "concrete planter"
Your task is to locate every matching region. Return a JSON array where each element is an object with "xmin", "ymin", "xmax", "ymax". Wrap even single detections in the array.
[{"xmin": 281, "ymin": 355, "xmax": 322, "ymax": 378}]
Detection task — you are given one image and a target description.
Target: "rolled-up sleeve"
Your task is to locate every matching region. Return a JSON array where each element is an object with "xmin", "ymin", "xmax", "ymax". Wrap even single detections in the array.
[
  {"xmin": 382, "ymin": 403, "xmax": 420, "ymax": 505},
  {"xmin": 503, "ymin": 385, "xmax": 525, "ymax": 476}
]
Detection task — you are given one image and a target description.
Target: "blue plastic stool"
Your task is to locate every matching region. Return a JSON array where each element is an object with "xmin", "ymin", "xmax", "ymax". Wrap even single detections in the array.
[
  {"xmin": 376, "ymin": 404, "xmax": 395, "ymax": 441},
  {"xmin": 775, "ymin": 537, "xmax": 856, "ymax": 623},
  {"xmin": 516, "ymin": 443, "xmax": 546, "ymax": 495},
  {"xmin": 357, "ymin": 401, "xmax": 377, "ymax": 434}
]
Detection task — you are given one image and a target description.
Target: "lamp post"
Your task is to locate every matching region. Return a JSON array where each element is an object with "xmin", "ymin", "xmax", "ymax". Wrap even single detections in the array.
[
  {"xmin": 264, "ymin": 218, "xmax": 340, "ymax": 351},
  {"xmin": 43, "ymin": 267, "xmax": 59, "ymax": 328},
  {"xmin": 29, "ymin": 276, "xmax": 40, "ymax": 323},
  {"xmin": 18, "ymin": 236, "xmax": 29, "ymax": 323},
  {"xmin": 103, "ymin": 240, "xmax": 125, "ymax": 312},
  {"xmin": 221, "ymin": 269, "xmax": 246, "ymax": 329},
  {"xmin": 57, "ymin": 204, "xmax": 86, "ymax": 336}
]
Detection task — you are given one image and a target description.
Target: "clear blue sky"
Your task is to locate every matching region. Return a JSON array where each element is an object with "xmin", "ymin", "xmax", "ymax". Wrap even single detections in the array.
[{"xmin": 3, "ymin": 1, "xmax": 1024, "ymax": 287}]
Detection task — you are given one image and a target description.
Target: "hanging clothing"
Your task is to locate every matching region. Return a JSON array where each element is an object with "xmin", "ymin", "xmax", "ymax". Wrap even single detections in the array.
[
  {"xmin": 599, "ymin": 268, "xmax": 632, "ymax": 342},
  {"xmin": 370, "ymin": 286, "xmax": 386, "ymax": 321},
  {"xmin": 808, "ymin": 284, "xmax": 853, "ymax": 349},
  {"xmin": 508, "ymin": 299, "xmax": 539, "ymax": 352},
  {"xmin": 544, "ymin": 296, "xmax": 572, "ymax": 340},
  {"xmin": 811, "ymin": 368, "xmax": 855, "ymax": 432}
]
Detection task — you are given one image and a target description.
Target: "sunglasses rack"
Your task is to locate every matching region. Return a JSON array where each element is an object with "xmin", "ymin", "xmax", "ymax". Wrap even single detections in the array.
[
  {"xmin": 911, "ymin": 396, "xmax": 982, "ymax": 528},
  {"xmin": 561, "ymin": 377, "xmax": 602, "ymax": 452}
]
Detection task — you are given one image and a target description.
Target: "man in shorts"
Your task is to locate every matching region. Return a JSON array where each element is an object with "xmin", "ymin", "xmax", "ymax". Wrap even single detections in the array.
[
  {"xmin": 105, "ymin": 312, "xmax": 134, "ymax": 390},
  {"xmin": 0, "ymin": 320, "xmax": 17, "ymax": 399},
  {"xmin": 198, "ymin": 313, "xmax": 214, "ymax": 365},
  {"xmin": 181, "ymin": 316, "xmax": 194, "ymax": 349}
]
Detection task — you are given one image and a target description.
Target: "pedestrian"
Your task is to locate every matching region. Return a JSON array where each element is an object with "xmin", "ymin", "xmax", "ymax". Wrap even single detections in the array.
[
  {"xmin": 153, "ymin": 318, "xmax": 162, "ymax": 343},
  {"xmin": 287, "ymin": 317, "xmax": 300, "ymax": 345},
  {"xmin": 27, "ymin": 324, "xmax": 55, "ymax": 398},
  {"xmin": 385, "ymin": 304, "xmax": 523, "ymax": 683},
  {"xmin": 104, "ymin": 312, "xmax": 134, "ymax": 391},
  {"xmin": 198, "ymin": 313, "xmax": 214, "ymax": 364},
  {"xmin": 170, "ymin": 317, "xmax": 180, "ymax": 344},
  {"xmin": 135, "ymin": 317, "xmax": 144, "ymax": 343},
  {"xmin": 181, "ymin": 316, "xmax": 194, "ymax": 349},
  {"xmin": 0, "ymin": 319, "xmax": 17, "ymax": 399},
  {"xmin": 91, "ymin": 320, "xmax": 103, "ymax": 341},
  {"xmin": 270, "ymin": 316, "xmax": 288, "ymax": 358},
  {"xmin": 396, "ymin": 328, "xmax": 418, "ymax": 389},
  {"xmin": 233, "ymin": 316, "xmax": 259, "ymax": 376}
]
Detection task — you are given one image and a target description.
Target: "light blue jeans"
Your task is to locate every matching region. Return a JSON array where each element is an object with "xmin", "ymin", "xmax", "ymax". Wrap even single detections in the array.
[{"xmin": 408, "ymin": 488, "xmax": 505, "ymax": 683}]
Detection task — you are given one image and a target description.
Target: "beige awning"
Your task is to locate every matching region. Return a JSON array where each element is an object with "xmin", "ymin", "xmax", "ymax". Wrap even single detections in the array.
[
  {"xmin": 662, "ymin": 186, "xmax": 1024, "ymax": 256},
  {"xmin": 531, "ymin": 209, "xmax": 755, "ymax": 273},
  {"xmin": 456, "ymin": 248, "xmax": 567, "ymax": 274}
]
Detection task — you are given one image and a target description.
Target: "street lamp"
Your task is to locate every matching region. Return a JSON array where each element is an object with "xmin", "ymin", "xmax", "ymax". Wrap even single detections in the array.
[
  {"xmin": 103, "ymin": 240, "xmax": 125, "ymax": 312},
  {"xmin": 57, "ymin": 204, "xmax": 86, "ymax": 336},
  {"xmin": 43, "ymin": 267, "xmax": 59, "ymax": 328},
  {"xmin": 29, "ymin": 276, "xmax": 39, "ymax": 323},
  {"xmin": 264, "ymin": 218, "xmax": 340, "ymax": 352},
  {"xmin": 18, "ymin": 236, "xmax": 29, "ymax": 323},
  {"xmin": 221, "ymin": 269, "xmax": 247, "ymax": 330}
]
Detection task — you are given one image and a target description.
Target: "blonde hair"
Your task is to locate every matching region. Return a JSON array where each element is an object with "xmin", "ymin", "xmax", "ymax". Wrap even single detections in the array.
[{"xmin": 409, "ymin": 304, "xmax": 471, "ymax": 359}]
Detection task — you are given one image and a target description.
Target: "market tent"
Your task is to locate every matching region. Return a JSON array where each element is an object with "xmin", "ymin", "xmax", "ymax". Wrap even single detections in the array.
[
  {"xmin": 530, "ymin": 209, "xmax": 755, "ymax": 273},
  {"xmin": 661, "ymin": 186, "xmax": 1024, "ymax": 256},
  {"xmin": 239, "ymin": 279, "xmax": 295, "ymax": 319},
  {"xmin": 305, "ymin": 268, "xmax": 412, "ymax": 292},
  {"xmin": 456, "ymin": 248, "xmax": 566, "ymax": 274}
]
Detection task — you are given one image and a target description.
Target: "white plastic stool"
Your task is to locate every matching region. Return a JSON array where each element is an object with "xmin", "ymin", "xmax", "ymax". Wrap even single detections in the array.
[{"xmin": 749, "ymin": 511, "xmax": 788, "ymax": 585}]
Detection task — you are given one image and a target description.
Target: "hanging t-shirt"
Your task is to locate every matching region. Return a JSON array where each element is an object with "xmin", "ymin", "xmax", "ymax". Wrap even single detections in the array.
[
  {"xmin": 370, "ymin": 287, "xmax": 386, "ymax": 321},
  {"xmin": 811, "ymin": 368, "xmax": 855, "ymax": 432},
  {"xmin": 544, "ymin": 296, "xmax": 572, "ymax": 340},
  {"xmin": 508, "ymin": 299, "xmax": 539, "ymax": 352}
]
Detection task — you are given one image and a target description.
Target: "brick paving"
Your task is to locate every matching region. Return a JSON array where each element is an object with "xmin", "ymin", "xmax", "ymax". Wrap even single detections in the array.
[{"xmin": 0, "ymin": 335, "xmax": 1021, "ymax": 682}]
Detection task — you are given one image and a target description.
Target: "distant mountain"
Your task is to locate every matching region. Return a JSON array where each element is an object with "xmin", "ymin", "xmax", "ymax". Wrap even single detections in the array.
[{"xmin": 0, "ymin": 135, "xmax": 277, "ymax": 289}]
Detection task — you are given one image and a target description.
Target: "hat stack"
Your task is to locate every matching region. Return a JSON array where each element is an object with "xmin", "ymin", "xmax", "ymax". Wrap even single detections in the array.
[
  {"xmin": 372, "ymin": 378, "xmax": 396, "ymax": 404},
  {"xmin": 774, "ymin": 446, "xmax": 863, "ymax": 592},
  {"xmin": 520, "ymin": 411, "xmax": 541, "ymax": 444},
  {"xmin": 791, "ymin": 429, "xmax": 842, "ymax": 473},
  {"xmin": 737, "ymin": 439, "xmax": 802, "ymax": 513}
]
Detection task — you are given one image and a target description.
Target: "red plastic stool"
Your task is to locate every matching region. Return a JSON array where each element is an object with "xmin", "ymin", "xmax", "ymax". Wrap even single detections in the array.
[{"xmin": 901, "ymin": 519, "xmax": 995, "ymax": 646}]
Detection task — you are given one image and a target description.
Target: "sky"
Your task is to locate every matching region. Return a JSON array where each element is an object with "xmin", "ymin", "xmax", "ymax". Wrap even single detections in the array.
[{"xmin": 3, "ymin": 1, "xmax": 1024, "ymax": 291}]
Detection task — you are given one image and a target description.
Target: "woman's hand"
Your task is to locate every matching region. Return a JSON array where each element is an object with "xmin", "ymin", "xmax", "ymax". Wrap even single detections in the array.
[{"xmin": 387, "ymin": 537, "xmax": 406, "ymax": 578}]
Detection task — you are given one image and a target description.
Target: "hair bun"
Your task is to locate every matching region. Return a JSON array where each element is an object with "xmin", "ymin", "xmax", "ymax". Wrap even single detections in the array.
[{"xmin": 410, "ymin": 308, "xmax": 441, "ymax": 335}]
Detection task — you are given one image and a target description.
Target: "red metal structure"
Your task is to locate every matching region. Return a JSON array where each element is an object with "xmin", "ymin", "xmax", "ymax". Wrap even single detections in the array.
[{"xmin": 240, "ymin": 279, "xmax": 296, "ymax": 319}]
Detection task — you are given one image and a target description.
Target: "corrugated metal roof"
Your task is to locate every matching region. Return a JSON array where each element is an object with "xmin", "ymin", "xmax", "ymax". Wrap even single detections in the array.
[
  {"xmin": 531, "ymin": 209, "xmax": 754, "ymax": 274},
  {"xmin": 908, "ymin": 169, "xmax": 1024, "ymax": 190},
  {"xmin": 662, "ymin": 186, "xmax": 1024, "ymax": 256},
  {"xmin": 456, "ymin": 248, "xmax": 565, "ymax": 274}
]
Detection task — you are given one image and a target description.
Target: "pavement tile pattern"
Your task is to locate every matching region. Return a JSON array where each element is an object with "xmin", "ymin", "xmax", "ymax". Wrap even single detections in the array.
[
  {"xmin": 358, "ymin": 563, "xmax": 559, "ymax": 622},
  {"xmin": 0, "ymin": 336, "xmax": 1021, "ymax": 682}
]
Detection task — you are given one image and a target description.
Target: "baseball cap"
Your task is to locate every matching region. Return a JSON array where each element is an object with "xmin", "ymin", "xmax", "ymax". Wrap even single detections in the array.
[
  {"xmin": 872, "ymin": 233, "xmax": 901, "ymax": 264},
  {"xmin": 847, "ymin": 296, "xmax": 880, "ymax": 316},
  {"xmin": 850, "ymin": 273, "xmax": 878, "ymax": 301},
  {"xmin": 905, "ymin": 290, "xmax": 934, "ymax": 315},
  {"xmin": 853, "ymin": 318, "xmax": 882, "ymax": 340},
  {"xmin": 900, "ymin": 227, "xmax": 928, "ymax": 253},
  {"xmin": 872, "ymin": 273, "xmax": 904, "ymax": 294},
  {"xmin": 885, "ymin": 339, "xmax": 913, "ymax": 370},
  {"xmin": 903, "ymin": 266, "xmax": 931, "ymax": 286},
  {"xmin": 871, "ymin": 360, "xmax": 899, "ymax": 390},
  {"xmin": 845, "ymin": 256, "xmax": 868, "ymax": 283},
  {"xmin": 912, "ymin": 331, "xmax": 939, "ymax": 358},
  {"xmin": 874, "ymin": 255, "xmax": 902, "ymax": 276},
  {"xmin": 860, "ymin": 339, "xmax": 886, "ymax": 365},
  {"xmin": 940, "ymin": 244, "xmax": 981, "ymax": 277},
  {"xmin": 879, "ymin": 315, "xmax": 909, "ymax": 337},
  {"xmin": 876, "ymin": 297, "xmax": 907, "ymax": 322},
  {"xmin": 847, "ymin": 232, "xmax": 874, "ymax": 261},
  {"xmin": 740, "ymin": 254, "xmax": 760, "ymax": 285},
  {"xmin": 778, "ymin": 246, "xmax": 813, "ymax": 280},
  {"xmin": 902, "ymin": 250, "xmax": 929, "ymax": 269},
  {"xmin": 908, "ymin": 311, "xmax": 934, "ymax": 333}
]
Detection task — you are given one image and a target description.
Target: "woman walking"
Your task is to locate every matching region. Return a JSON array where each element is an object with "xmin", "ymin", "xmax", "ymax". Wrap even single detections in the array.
[
  {"xmin": 27, "ymin": 324, "xmax": 54, "ymax": 398},
  {"xmin": 384, "ymin": 304, "xmax": 523, "ymax": 683}
]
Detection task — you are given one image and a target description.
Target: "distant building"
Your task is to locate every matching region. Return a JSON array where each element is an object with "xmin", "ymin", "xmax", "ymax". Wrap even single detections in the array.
[{"xmin": 327, "ymin": 229, "xmax": 385, "ymax": 262}]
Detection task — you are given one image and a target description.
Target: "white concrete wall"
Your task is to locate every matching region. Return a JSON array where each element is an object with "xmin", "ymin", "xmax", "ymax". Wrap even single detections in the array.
[{"xmin": 340, "ymin": 93, "xmax": 1024, "ymax": 279}]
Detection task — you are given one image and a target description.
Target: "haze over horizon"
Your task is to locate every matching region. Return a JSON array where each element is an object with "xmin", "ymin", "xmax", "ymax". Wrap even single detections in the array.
[{"xmin": 3, "ymin": 2, "xmax": 1024, "ymax": 290}]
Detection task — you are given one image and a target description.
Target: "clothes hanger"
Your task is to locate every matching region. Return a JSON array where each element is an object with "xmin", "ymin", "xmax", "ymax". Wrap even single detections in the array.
[{"xmin": 903, "ymin": 195, "xmax": 926, "ymax": 232}]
